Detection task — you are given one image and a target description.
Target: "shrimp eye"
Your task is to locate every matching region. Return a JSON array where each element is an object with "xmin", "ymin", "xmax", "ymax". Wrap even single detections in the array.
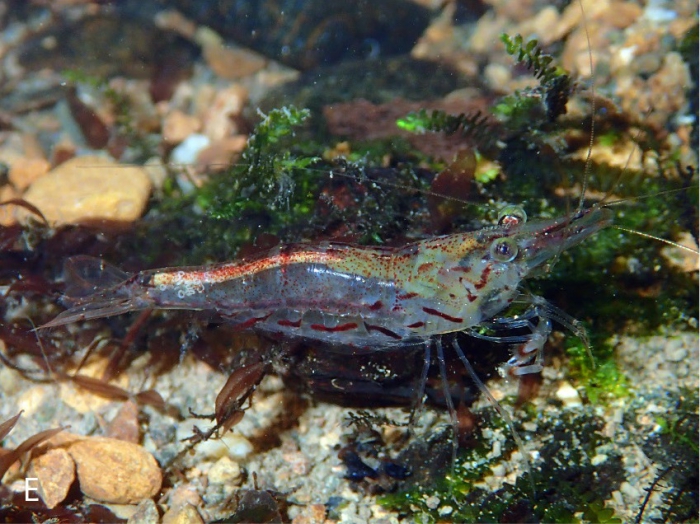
[
  {"xmin": 498, "ymin": 205, "xmax": 527, "ymax": 227},
  {"xmin": 490, "ymin": 237, "xmax": 518, "ymax": 262}
]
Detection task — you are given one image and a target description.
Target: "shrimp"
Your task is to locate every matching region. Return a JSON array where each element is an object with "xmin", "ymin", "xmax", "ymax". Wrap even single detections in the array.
[{"xmin": 41, "ymin": 206, "xmax": 611, "ymax": 377}]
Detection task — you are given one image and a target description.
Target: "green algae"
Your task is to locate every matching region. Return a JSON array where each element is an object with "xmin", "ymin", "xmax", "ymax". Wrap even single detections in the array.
[{"xmin": 565, "ymin": 337, "xmax": 629, "ymax": 404}]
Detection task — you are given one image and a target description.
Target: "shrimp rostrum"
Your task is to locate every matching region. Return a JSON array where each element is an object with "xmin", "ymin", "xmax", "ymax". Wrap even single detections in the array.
[{"xmin": 43, "ymin": 204, "xmax": 611, "ymax": 381}]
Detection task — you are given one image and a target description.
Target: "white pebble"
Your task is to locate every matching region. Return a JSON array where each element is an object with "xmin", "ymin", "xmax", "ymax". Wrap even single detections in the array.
[
  {"xmin": 591, "ymin": 454, "xmax": 608, "ymax": 466},
  {"xmin": 170, "ymin": 133, "xmax": 210, "ymax": 165},
  {"xmin": 556, "ymin": 381, "xmax": 583, "ymax": 407}
]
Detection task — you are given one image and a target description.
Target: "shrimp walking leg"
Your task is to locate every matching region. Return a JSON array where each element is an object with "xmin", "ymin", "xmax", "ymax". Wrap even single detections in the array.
[
  {"xmin": 436, "ymin": 339, "xmax": 458, "ymax": 467},
  {"xmin": 407, "ymin": 341, "xmax": 432, "ymax": 431}
]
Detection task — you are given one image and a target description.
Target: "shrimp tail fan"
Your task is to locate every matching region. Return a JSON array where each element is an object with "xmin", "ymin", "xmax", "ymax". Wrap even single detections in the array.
[{"xmin": 40, "ymin": 256, "xmax": 146, "ymax": 329}]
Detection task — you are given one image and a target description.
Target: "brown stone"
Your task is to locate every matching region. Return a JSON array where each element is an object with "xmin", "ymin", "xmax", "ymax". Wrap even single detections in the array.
[
  {"xmin": 28, "ymin": 448, "xmax": 76, "ymax": 509},
  {"xmin": 21, "ymin": 155, "xmax": 152, "ymax": 226},
  {"xmin": 106, "ymin": 400, "xmax": 140, "ymax": 443},
  {"xmin": 203, "ymin": 43, "xmax": 267, "ymax": 80},
  {"xmin": 195, "ymin": 135, "xmax": 247, "ymax": 171},
  {"xmin": 291, "ymin": 503, "xmax": 327, "ymax": 524},
  {"xmin": 127, "ymin": 497, "xmax": 160, "ymax": 524},
  {"xmin": 207, "ymin": 456, "xmax": 242, "ymax": 486},
  {"xmin": 607, "ymin": 2, "xmax": 642, "ymax": 30},
  {"xmin": 163, "ymin": 110, "xmax": 201, "ymax": 145},
  {"xmin": 162, "ymin": 504, "xmax": 204, "ymax": 524},
  {"xmin": 202, "ymin": 85, "xmax": 248, "ymax": 140},
  {"xmin": 67, "ymin": 436, "xmax": 162, "ymax": 504}
]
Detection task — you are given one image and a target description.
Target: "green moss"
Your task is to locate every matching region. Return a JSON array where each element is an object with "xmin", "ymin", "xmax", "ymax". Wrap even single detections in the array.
[
  {"xmin": 565, "ymin": 337, "xmax": 629, "ymax": 404},
  {"xmin": 142, "ymin": 106, "xmax": 327, "ymax": 263},
  {"xmin": 396, "ymin": 109, "xmax": 494, "ymax": 150},
  {"xmin": 641, "ymin": 388, "xmax": 699, "ymax": 522},
  {"xmin": 196, "ymin": 106, "xmax": 318, "ymax": 220},
  {"xmin": 655, "ymin": 388, "xmax": 700, "ymax": 455},
  {"xmin": 500, "ymin": 34, "xmax": 566, "ymax": 86},
  {"xmin": 380, "ymin": 409, "xmax": 624, "ymax": 523}
]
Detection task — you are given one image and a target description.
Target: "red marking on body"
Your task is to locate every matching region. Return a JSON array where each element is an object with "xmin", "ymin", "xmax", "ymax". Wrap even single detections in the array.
[
  {"xmin": 417, "ymin": 262, "xmax": 433, "ymax": 274},
  {"xmin": 277, "ymin": 318, "xmax": 302, "ymax": 328},
  {"xmin": 364, "ymin": 323, "xmax": 402, "ymax": 340},
  {"xmin": 407, "ymin": 321, "xmax": 425, "ymax": 328},
  {"xmin": 237, "ymin": 313, "xmax": 273, "ymax": 329},
  {"xmin": 474, "ymin": 266, "xmax": 492, "ymax": 290},
  {"xmin": 397, "ymin": 292, "xmax": 418, "ymax": 300},
  {"xmin": 310, "ymin": 322, "xmax": 358, "ymax": 333},
  {"xmin": 202, "ymin": 250, "xmax": 346, "ymax": 284},
  {"xmin": 422, "ymin": 307, "xmax": 463, "ymax": 323},
  {"xmin": 368, "ymin": 300, "xmax": 383, "ymax": 311}
]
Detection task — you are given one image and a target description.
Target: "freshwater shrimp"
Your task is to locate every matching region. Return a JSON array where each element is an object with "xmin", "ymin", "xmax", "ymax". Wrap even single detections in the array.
[{"xmin": 40, "ymin": 206, "xmax": 611, "ymax": 380}]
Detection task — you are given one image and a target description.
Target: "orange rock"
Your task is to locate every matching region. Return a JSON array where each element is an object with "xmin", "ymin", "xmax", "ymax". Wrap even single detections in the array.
[
  {"xmin": 0, "ymin": 185, "xmax": 20, "ymax": 226},
  {"xmin": 8, "ymin": 157, "xmax": 51, "ymax": 191},
  {"xmin": 106, "ymin": 400, "xmax": 140, "ymax": 443},
  {"xmin": 162, "ymin": 503, "xmax": 205, "ymax": 524},
  {"xmin": 66, "ymin": 436, "xmax": 162, "ymax": 504},
  {"xmin": 28, "ymin": 448, "xmax": 76, "ymax": 509},
  {"xmin": 163, "ymin": 110, "xmax": 201, "ymax": 145},
  {"xmin": 202, "ymin": 85, "xmax": 248, "ymax": 141},
  {"xmin": 195, "ymin": 135, "xmax": 247, "ymax": 171},
  {"xmin": 21, "ymin": 155, "xmax": 152, "ymax": 226}
]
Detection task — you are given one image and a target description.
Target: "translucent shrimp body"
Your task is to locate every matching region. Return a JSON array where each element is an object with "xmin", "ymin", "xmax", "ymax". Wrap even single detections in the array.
[{"xmin": 43, "ymin": 207, "xmax": 612, "ymax": 363}]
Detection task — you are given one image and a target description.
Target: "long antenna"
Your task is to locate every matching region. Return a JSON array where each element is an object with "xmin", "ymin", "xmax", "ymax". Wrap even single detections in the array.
[{"xmin": 577, "ymin": 0, "xmax": 595, "ymax": 212}]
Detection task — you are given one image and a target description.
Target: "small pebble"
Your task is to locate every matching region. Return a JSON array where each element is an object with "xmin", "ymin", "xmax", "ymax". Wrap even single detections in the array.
[
  {"xmin": 591, "ymin": 454, "xmax": 608, "ymax": 466},
  {"xmin": 556, "ymin": 381, "xmax": 583, "ymax": 407},
  {"xmin": 202, "ymin": 84, "xmax": 248, "ymax": 140},
  {"xmin": 207, "ymin": 456, "xmax": 242, "ymax": 485},
  {"xmin": 127, "ymin": 498, "xmax": 159, "ymax": 524},
  {"xmin": 28, "ymin": 448, "xmax": 75, "ymax": 509},
  {"xmin": 665, "ymin": 346, "xmax": 687, "ymax": 363},
  {"xmin": 162, "ymin": 504, "xmax": 204, "ymax": 524},
  {"xmin": 171, "ymin": 134, "xmax": 210, "ymax": 165},
  {"xmin": 106, "ymin": 400, "xmax": 141, "ymax": 443},
  {"xmin": 424, "ymin": 495, "xmax": 440, "ymax": 510},
  {"xmin": 163, "ymin": 110, "xmax": 201, "ymax": 145},
  {"xmin": 203, "ymin": 42, "xmax": 267, "ymax": 80},
  {"xmin": 67, "ymin": 435, "xmax": 162, "ymax": 504},
  {"xmin": 491, "ymin": 464, "xmax": 506, "ymax": 477}
]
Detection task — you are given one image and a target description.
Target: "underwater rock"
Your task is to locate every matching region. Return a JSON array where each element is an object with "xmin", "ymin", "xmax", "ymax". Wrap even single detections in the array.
[
  {"xmin": 15, "ymin": 14, "xmax": 197, "ymax": 86},
  {"xmin": 163, "ymin": 0, "xmax": 432, "ymax": 70},
  {"xmin": 22, "ymin": 155, "xmax": 152, "ymax": 227}
]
